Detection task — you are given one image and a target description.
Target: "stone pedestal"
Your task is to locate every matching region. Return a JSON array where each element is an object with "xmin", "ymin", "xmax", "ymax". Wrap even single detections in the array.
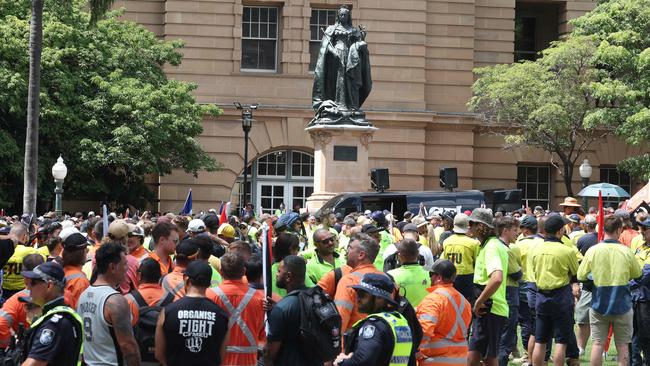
[{"xmin": 305, "ymin": 124, "xmax": 378, "ymax": 211}]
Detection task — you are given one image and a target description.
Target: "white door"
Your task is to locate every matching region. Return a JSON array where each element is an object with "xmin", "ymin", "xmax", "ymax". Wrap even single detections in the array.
[{"xmin": 256, "ymin": 182, "xmax": 314, "ymax": 214}]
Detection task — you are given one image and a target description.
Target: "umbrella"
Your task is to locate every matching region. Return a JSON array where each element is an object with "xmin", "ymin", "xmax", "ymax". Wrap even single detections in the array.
[{"xmin": 577, "ymin": 182, "xmax": 630, "ymax": 198}]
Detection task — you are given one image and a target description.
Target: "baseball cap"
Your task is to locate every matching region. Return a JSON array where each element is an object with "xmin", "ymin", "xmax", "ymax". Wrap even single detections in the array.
[
  {"xmin": 187, "ymin": 219, "xmax": 206, "ymax": 233},
  {"xmin": 361, "ymin": 224, "xmax": 382, "ymax": 235},
  {"xmin": 217, "ymin": 223, "xmax": 236, "ymax": 239},
  {"xmin": 452, "ymin": 213, "xmax": 470, "ymax": 234},
  {"xmin": 402, "ymin": 223, "xmax": 418, "ymax": 233},
  {"xmin": 583, "ymin": 215, "xmax": 597, "ymax": 226},
  {"xmin": 343, "ymin": 217, "xmax": 356, "ymax": 226},
  {"xmin": 176, "ymin": 239, "xmax": 200, "ymax": 259},
  {"xmin": 519, "ymin": 215, "xmax": 538, "ymax": 229},
  {"xmin": 63, "ymin": 233, "xmax": 88, "ymax": 251},
  {"xmin": 23, "ymin": 262, "xmax": 65, "ymax": 286},
  {"xmin": 58, "ymin": 226, "xmax": 80, "ymax": 241},
  {"xmin": 567, "ymin": 214, "xmax": 581, "ymax": 223},
  {"xmin": 108, "ymin": 219, "xmax": 129, "ymax": 240},
  {"xmin": 203, "ymin": 214, "xmax": 220, "ymax": 231},
  {"xmin": 350, "ymin": 273, "xmax": 396, "ymax": 305},
  {"xmin": 184, "ymin": 261, "xmax": 212, "ymax": 287},
  {"xmin": 128, "ymin": 224, "xmax": 144, "ymax": 237}
]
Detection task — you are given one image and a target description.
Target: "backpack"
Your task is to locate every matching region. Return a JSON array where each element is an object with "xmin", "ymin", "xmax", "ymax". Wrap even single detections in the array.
[
  {"xmin": 130, "ymin": 290, "xmax": 174, "ymax": 362},
  {"xmin": 295, "ymin": 286, "xmax": 342, "ymax": 362},
  {"xmin": 383, "ymin": 248, "xmax": 426, "ymax": 272}
]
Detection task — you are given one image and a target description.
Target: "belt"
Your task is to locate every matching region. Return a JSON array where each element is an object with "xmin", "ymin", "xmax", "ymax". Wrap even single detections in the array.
[{"xmin": 537, "ymin": 284, "xmax": 570, "ymax": 295}]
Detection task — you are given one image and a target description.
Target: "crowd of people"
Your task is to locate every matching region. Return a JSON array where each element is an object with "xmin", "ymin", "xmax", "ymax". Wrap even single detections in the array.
[{"xmin": 0, "ymin": 196, "xmax": 648, "ymax": 366}]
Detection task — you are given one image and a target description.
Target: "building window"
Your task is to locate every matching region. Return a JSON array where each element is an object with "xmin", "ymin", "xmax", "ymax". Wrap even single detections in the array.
[
  {"xmin": 236, "ymin": 150, "xmax": 314, "ymax": 214},
  {"xmin": 514, "ymin": 17, "xmax": 536, "ymax": 62},
  {"xmin": 517, "ymin": 165, "xmax": 550, "ymax": 209},
  {"xmin": 309, "ymin": 9, "xmax": 336, "ymax": 71},
  {"xmin": 291, "ymin": 151, "xmax": 314, "ymax": 177},
  {"xmin": 514, "ymin": 2, "xmax": 559, "ymax": 62},
  {"xmin": 242, "ymin": 6, "xmax": 278, "ymax": 71},
  {"xmin": 600, "ymin": 167, "xmax": 632, "ymax": 206}
]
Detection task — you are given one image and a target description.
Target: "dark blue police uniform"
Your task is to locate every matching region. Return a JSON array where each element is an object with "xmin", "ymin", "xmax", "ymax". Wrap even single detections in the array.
[{"xmin": 23, "ymin": 297, "xmax": 82, "ymax": 366}]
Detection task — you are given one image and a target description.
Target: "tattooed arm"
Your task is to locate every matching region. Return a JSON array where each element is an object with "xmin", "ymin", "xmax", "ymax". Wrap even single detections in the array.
[{"xmin": 105, "ymin": 294, "xmax": 141, "ymax": 366}]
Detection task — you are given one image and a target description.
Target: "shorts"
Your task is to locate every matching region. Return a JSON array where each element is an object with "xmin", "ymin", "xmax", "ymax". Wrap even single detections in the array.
[
  {"xmin": 575, "ymin": 290, "xmax": 592, "ymax": 325},
  {"xmin": 469, "ymin": 312, "xmax": 507, "ymax": 358},
  {"xmin": 535, "ymin": 286, "xmax": 574, "ymax": 344},
  {"xmin": 590, "ymin": 308, "xmax": 633, "ymax": 344}
]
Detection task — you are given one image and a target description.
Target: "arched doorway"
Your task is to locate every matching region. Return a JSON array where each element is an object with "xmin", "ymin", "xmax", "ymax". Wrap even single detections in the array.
[{"xmin": 236, "ymin": 149, "xmax": 314, "ymax": 214}]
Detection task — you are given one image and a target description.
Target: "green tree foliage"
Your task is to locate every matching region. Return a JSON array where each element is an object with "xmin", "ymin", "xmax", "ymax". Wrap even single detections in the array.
[
  {"xmin": 571, "ymin": 0, "xmax": 650, "ymax": 180},
  {"xmin": 469, "ymin": 36, "xmax": 612, "ymax": 197},
  {"xmin": 0, "ymin": 0, "xmax": 221, "ymax": 212}
]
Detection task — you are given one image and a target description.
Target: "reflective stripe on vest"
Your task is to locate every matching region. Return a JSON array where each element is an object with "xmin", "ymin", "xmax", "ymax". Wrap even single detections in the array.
[
  {"xmin": 0, "ymin": 309, "xmax": 14, "ymax": 328},
  {"xmin": 213, "ymin": 287, "xmax": 258, "ymax": 354},
  {"xmin": 29, "ymin": 306, "xmax": 84, "ymax": 366},
  {"xmin": 422, "ymin": 356, "xmax": 467, "ymax": 365},
  {"xmin": 161, "ymin": 276, "xmax": 184, "ymax": 297},
  {"xmin": 354, "ymin": 312, "xmax": 413, "ymax": 366},
  {"xmin": 65, "ymin": 272, "xmax": 87, "ymax": 282},
  {"xmin": 433, "ymin": 288, "xmax": 467, "ymax": 338}
]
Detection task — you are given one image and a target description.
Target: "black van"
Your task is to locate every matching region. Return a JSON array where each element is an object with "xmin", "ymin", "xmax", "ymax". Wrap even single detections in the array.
[{"xmin": 318, "ymin": 189, "xmax": 522, "ymax": 219}]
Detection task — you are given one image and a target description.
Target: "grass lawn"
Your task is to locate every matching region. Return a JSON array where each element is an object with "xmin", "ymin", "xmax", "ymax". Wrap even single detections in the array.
[{"xmin": 508, "ymin": 325, "xmax": 622, "ymax": 366}]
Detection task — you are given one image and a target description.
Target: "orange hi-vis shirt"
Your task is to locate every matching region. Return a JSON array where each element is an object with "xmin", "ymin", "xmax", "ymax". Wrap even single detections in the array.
[
  {"xmin": 161, "ymin": 266, "xmax": 186, "ymax": 301},
  {"xmin": 207, "ymin": 279, "xmax": 266, "ymax": 366},
  {"xmin": 0, "ymin": 289, "xmax": 30, "ymax": 347},
  {"xmin": 334, "ymin": 263, "xmax": 383, "ymax": 331},
  {"xmin": 318, "ymin": 264, "xmax": 352, "ymax": 299},
  {"xmin": 64, "ymin": 265, "xmax": 90, "ymax": 309},
  {"xmin": 416, "ymin": 283, "xmax": 472, "ymax": 366},
  {"xmin": 130, "ymin": 245, "xmax": 150, "ymax": 262},
  {"xmin": 125, "ymin": 283, "xmax": 166, "ymax": 307},
  {"xmin": 149, "ymin": 251, "xmax": 173, "ymax": 277}
]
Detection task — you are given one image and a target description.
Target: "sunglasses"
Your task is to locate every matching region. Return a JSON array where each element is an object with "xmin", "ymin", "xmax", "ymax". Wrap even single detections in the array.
[
  {"xmin": 29, "ymin": 278, "xmax": 45, "ymax": 287},
  {"xmin": 319, "ymin": 237, "xmax": 335, "ymax": 243}
]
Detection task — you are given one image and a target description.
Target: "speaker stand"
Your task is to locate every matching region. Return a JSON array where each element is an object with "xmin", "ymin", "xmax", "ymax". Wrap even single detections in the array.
[{"xmin": 305, "ymin": 124, "xmax": 378, "ymax": 211}]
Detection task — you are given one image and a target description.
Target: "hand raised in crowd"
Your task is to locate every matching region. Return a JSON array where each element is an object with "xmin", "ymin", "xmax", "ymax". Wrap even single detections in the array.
[{"xmin": 263, "ymin": 296, "xmax": 276, "ymax": 312}]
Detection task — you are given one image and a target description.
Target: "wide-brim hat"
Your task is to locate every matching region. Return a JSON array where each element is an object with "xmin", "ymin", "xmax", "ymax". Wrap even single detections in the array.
[
  {"xmin": 468, "ymin": 208, "xmax": 494, "ymax": 228},
  {"xmin": 452, "ymin": 213, "xmax": 470, "ymax": 234},
  {"xmin": 559, "ymin": 197, "xmax": 581, "ymax": 207}
]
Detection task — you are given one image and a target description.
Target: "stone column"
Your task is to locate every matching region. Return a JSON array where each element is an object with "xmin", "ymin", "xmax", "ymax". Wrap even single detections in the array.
[{"xmin": 305, "ymin": 124, "xmax": 378, "ymax": 211}]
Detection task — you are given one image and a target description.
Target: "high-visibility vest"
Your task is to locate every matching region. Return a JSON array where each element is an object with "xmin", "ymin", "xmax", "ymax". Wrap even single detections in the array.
[
  {"xmin": 418, "ymin": 288, "xmax": 470, "ymax": 366},
  {"xmin": 161, "ymin": 269, "xmax": 186, "ymax": 300},
  {"xmin": 212, "ymin": 287, "xmax": 260, "ymax": 363},
  {"xmin": 353, "ymin": 311, "xmax": 413, "ymax": 366},
  {"xmin": 24, "ymin": 305, "xmax": 83, "ymax": 366}
]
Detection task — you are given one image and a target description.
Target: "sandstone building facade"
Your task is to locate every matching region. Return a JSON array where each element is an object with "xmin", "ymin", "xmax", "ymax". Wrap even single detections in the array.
[{"xmin": 116, "ymin": 0, "xmax": 648, "ymax": 214}]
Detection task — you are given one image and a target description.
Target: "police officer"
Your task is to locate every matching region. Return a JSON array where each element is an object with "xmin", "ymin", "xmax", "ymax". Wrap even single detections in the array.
[
  {"xmin": 334, "ymin": 273, "xmax": 413, "ymax": 366},
  {"xmin": 21, "ymin": 262, "xmax": 83, "ymax": 366}
]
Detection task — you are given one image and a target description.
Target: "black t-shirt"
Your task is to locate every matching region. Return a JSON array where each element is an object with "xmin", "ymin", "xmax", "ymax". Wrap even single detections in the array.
[
  {"xmin": 267, "ymin": 287, "xmax": 322, "ymax": 366},
  {"xmin": 24, "ymin": 298, "xmax": 82, "ymax": 366},
  {"xmin": 0, "ymin": 238, "xmax": 15, "ymax": 268},
  {"xmin": 163, "ymin": 296, "xmax": 229, "ymax": 366},
  {"xmin": 577, "ymin": 232, "xmax": 599, "ymax": 256}
]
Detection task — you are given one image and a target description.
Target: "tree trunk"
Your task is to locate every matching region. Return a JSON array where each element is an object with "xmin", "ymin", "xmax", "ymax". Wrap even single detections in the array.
[
  {"xmin": 23, "ymin": 0, "xmax": 44, "ymax": 215},
  {"xmin": 562, "ymin": 159, "xmax": 575, "ymax": 197}
]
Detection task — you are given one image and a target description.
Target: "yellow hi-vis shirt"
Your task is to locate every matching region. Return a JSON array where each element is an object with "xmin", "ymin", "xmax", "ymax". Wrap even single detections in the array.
[
  {"xmin": 506, "ymin": 245, "xmax": 522, "ymax": 287},
  {"xmin": 441, "ymin": 234, "xmax": 480, "ymax": 275},
  {"xmin": 513, "ymin": 235, "xmax": 544, "ymax": 283},
  {"xmin": 530, "ymin": 238, "xmax": 579, "ymax": 290},
  {"xmin": 631, "ymin": 234, "xmax": 645, "ymax": 253},
  {"xmin": 2, "ymin": 245, "xmax": 45, "ymax": 291}
]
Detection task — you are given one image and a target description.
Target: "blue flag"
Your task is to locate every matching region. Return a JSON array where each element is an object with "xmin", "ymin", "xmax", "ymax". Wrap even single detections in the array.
[
  {"xmin": 102, "ymin": 204, "xmax": 109, "ymax": 238},
  {"xmin": 181, "ymin": 188, "xmax": 193, "ymax": 215}
]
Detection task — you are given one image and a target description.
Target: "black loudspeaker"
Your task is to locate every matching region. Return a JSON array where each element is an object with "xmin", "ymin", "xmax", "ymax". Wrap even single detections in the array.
[
  {"xmin": 439, "ymin": 167, "xmax": 458, "ymax": 190},
  {"xmin": 371, "ymin": 169, "xmax": 390, "ymax": 192}
]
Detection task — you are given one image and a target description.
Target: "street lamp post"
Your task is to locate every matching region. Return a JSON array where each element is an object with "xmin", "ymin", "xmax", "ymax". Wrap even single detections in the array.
[
  {"xmin": 579, "ymin": 159, "xmax": 592, "ymax": 212},
  {"xmin": 234, "ymin": 102, "xmax": 258, "ymax": 212},
  {"xmin": 51, "ymin": 155, "xmax": 68, "ymax": 218}
]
